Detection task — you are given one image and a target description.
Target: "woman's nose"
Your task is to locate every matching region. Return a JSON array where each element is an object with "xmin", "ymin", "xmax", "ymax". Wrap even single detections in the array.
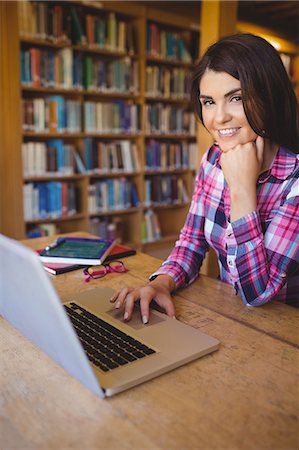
[{"xmin": 215, "ymin": 104, "xmax": 231, "ymax": 123}]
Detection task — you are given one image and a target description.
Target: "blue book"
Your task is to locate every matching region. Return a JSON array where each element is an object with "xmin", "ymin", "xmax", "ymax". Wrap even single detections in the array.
[
  {"xmin": 47, "ymin": 181, "xmax": 57, "ymax": 218},
  {"xmin": 20, "ymin": 49, "xmax": 26, "ymax": 84},
  {"xmin": 84, "ymin": 138, "xmax": 93, "ymax": 171},
  {"xmin": 130, "ymin": 181, "xmax": 140, "ymax": 207},
  {"xmin": 107, "ymin": 179, "xmax": 114, "ymax": 209},
  {"xmin": 48, "ymin": 139, "xmax": 64, "ymax": 172},
  {"xmin": 36, "ymin": 183, "xmax": 48, "ymax": 219},
  {"xmin": 48, "ymin": 50, "xmax": 55, "ymax": 87},
  {"xmin": 55, "ymin": 182, "xmax": 62, "ymax": 217}
]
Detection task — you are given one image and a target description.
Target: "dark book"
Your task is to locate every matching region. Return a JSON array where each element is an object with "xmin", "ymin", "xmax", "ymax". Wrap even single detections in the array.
[
  {"xmin": 42, "ymin": 261, "xmax": 85, "ymax": 275},
  {"xmin": 37, "ymin": 249, "xmax": 85, "ymax": 275}
]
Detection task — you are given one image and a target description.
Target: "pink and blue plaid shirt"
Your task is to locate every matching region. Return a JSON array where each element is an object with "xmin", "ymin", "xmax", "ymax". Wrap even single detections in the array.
[{"xmin": 151, "ymin": 144, "xmax": 299, "ymax": 307}]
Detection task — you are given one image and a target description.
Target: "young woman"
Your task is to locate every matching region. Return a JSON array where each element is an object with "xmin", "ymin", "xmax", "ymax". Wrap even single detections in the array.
[{"xmin": 111, "ymin": 33, "xmax": 299, "ymax": 323}]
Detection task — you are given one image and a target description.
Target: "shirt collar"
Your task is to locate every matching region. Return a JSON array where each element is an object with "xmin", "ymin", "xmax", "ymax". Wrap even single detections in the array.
[
  {"xmin": 258, "ymin": 146, "xmax": 297, "ymax": 183},
  {"xmin": 213, "ymin": 144, "xmax": 297, "ymax": 183}
]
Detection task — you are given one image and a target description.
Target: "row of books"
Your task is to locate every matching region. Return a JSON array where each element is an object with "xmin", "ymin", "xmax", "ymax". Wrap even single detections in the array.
[
  {"xmin": 21, "ymin": 47, "xmax": 73, "ymax": 89},
  {"xmin": 84, "ymin": 139, "xmax": 140, "ymax": 173},
  {"xmin": 22, "ymin": 97, "xmax": 140, "ymax": 134},
  {"xmin": 23, "ymin": 181, "xmax": 77, "ymax": 221},
  {"xmin": 21, "ymin": 48, "xmax": 139, "ymax": 93},
  {"xmin": 88, "ymin": 179, "xmax": 140, "ymax": 214},
  {"xmin": 19, "ymin": 1, "xmax": 136, "ymax": 54},
  {"xmin": 84, "ymin": 12, "xmax": 135, "ymax": 54},
  {"xmin": 145, "ymin": 140, "xmax": 197, "ymax": 171},
  {"xmin": 22, "ymin": 138, "xmax": 196, "ymax": 178},
  {"xmin": 22, "ymin": 97, "xmax": 81, "ymax": 133},
  {"xmin": 145, "ymin": 104, "xmax": 196, "ymax": 135},
  {"xmin": 147, "ymin": 23, "xmax": 192, "ymax": 63},
  {"xmin": 84, "ymin": 101, "xmax": 140, "ymax": 134},
  {"xmin": 146, "ymin": 65, "xmax": 190, "ymax": 99},
  {"xmin": 144, "ymin": 176, "xmax": 189, "ymax": 207},
  {"xmin": 142, "ymin": 209, "xmax": 161, "ymax": 243},
  {"xmin": 22, "ymin": 140, "xmax": 79, "ymax": 177},
  {"xmin": 83, "ymin": 56, "xmax": 138, "ymax": 93}
]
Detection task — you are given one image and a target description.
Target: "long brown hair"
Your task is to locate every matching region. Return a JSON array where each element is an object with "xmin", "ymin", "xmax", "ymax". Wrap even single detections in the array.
[{"xmin": 191, "ymin": 33, "xmax": 299, "ymax": 153}]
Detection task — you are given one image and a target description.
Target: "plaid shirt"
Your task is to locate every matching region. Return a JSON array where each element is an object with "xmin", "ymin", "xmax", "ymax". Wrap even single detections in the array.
[{"xmin": 151, "ymin": 144, "xmax": 299, "ymax": 307}]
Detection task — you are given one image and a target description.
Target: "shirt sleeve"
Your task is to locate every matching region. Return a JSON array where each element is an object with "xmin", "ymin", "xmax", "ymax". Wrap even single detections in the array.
[
  {"xmin": 150, "ymin": 155, "xmax": 211, "ymax": 290},
  {"xmin": 226, "ymin": 178, "xmax": 299, "ymax": 306}
]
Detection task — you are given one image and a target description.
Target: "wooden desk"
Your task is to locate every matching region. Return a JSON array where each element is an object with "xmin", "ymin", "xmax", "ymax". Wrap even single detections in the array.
[{"xmin": 1, "ymin": 233, "xmax": 298, "ymax": 449}]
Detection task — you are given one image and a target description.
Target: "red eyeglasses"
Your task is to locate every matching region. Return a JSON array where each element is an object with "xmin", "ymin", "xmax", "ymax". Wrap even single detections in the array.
[{"xmin": 83, "ymin": 260, "xmax": 128, "ymax": 282}]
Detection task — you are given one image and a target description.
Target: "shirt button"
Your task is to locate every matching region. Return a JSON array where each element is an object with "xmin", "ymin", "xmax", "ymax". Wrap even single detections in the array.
[
  {"xmin": 228, "ymin": 260, "xmax": 233, "ymax": 266},
  {"xmin": 280, "ymin": 272, "xmax": 287, "ymax": 278}
]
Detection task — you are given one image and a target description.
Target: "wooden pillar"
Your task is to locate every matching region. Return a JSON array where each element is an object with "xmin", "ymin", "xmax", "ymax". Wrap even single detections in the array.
[
  {"xmin": 198, "ymin": 0, "xmax": 237, "ymax": 278},
  {"xmin": 0, "ymin": 1, "xmax": 25, "ymax": 239},
  {"xmin": 197, "ymin": 0, "xmax": 238, "ymax": 161}
]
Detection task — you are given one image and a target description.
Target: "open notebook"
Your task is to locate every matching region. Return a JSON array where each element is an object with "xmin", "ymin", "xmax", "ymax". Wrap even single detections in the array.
[{"xmin": 0, "ymin": 234, "xmax": 219, "ymax": 397}]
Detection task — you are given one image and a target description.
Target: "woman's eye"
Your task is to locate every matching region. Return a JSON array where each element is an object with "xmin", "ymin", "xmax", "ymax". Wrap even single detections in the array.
[
  {"xmin": 231, "ymin": 95, "xmax": 242, "ymax": 102},
  {"xmin": 202, "ymin": 99, "xmax": 214, "ymax": 106}
]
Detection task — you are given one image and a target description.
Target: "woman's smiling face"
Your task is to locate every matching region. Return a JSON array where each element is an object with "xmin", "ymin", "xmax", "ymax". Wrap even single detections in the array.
[{"xmin": 199, "ymin": 70, "xmax": 258, "ymax": 152}]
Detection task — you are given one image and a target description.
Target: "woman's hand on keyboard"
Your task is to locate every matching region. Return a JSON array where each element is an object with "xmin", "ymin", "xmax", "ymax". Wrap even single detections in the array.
[{"xmin": 110, "ymin": 274, "xmax": 176, "ymax": 324}]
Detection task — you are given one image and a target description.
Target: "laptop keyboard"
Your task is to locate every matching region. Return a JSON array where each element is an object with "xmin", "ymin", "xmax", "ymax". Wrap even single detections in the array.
[{"xmin": 64, "ymin": 302, "xmax": 156, "ymax": 372}]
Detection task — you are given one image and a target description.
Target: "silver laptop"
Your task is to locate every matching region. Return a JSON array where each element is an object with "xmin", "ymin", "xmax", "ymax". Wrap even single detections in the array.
[{"xmin": 0, "ymin": 234, "xmax": 219, "ymax": 397}]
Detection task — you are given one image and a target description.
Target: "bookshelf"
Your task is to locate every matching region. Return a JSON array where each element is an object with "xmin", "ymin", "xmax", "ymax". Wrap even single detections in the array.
[
  {"xmin": 142, "ymin": 6, "xmax": 199, "ymax": 249},
  {"xmin": 18, "ymin": 0, "xmax": 145, "ymax": 247},
  {"xmin": 14, "ymin": 0, "xmax": 200, "ymax": 252}
]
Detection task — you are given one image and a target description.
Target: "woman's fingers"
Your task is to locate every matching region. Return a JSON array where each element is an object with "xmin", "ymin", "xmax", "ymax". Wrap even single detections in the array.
[
  {"xmin": 110, "ymin": 285, "xmax": 176, "ymax": 324},
  {"xmin": 123, "ymin": 289, "xmax": 142, "ymax": 321},
  {"xmin": 158, "ymin": 295, "xmax": 176, "ymax": 318},
  {"xmin": 110, "ymin": 287, "xmax": 131, "ymax": 308}
]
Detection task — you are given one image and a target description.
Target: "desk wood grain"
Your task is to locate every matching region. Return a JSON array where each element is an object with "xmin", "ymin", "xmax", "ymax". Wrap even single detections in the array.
[{"xmin": 1, "ymin": 233, "xmax": 298, "ymax": 449}]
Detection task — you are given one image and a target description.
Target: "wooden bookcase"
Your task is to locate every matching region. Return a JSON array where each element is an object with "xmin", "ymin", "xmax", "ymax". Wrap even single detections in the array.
[
  {"xmin": 1, "ymin": 0, "xmax": 296, "ymax": 271},
  {"xmin": 4, "ymin": 0, "xmax": 200, "ymax": 253}
]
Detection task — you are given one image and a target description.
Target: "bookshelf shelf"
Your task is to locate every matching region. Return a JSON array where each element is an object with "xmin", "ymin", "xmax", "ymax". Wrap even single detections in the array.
[
  {"xmin": 25, "ymin": 212, "xmax": 86, "ymax": 224},
  {"xmin": 144, "ymin": 202, "xmax": 190, "ymax": 211},
  {"xmin": 20, "ymin": 37, "xmax": 69, "ymax": 48},
  {"xmin": 90, "ymin": 207, "xmax": 140, "ymax": 217},
  {"xmin": 89, "ymin": 171, "xmax": 141, "ymax": 179},
  {"xmin": 22, "ymin": 86, "xmax": 83, "ymax": 95},
  {"xmin": 145, "ymin": 96, "xmax": 190, "ymax": 104},
  {"xmin": 23, "ymin": 132, "xmax": 85, "ymax": 139},
  {"xmin": 145, "ymin": 168, "xmax": 191, "ymax": 175},
  {"xmin": 146, "ymin": 56, "xmax": 193, "ymax": 68},
  {"xmin": 13, "ymin": 1, "xmax": 200, "ymax": 248},
  {"xmin": 145, "ymin": 134, "xmax": 196, "ymax": 140},
  {"xmin": 24, "ymin": 174, "xmax": 86, "ymax": 182}
]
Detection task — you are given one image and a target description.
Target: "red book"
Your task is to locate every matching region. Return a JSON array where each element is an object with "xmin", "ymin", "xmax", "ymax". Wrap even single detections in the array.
[{"xmin": 104, "ymin": 244, "xmax": 136, "ymax": 262}]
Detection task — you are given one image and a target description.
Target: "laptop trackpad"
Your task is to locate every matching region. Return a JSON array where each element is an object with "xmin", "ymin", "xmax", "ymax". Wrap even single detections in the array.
[{"xmin": 107, "ymin": 305, "xmax": 165, "ymax": 330}]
